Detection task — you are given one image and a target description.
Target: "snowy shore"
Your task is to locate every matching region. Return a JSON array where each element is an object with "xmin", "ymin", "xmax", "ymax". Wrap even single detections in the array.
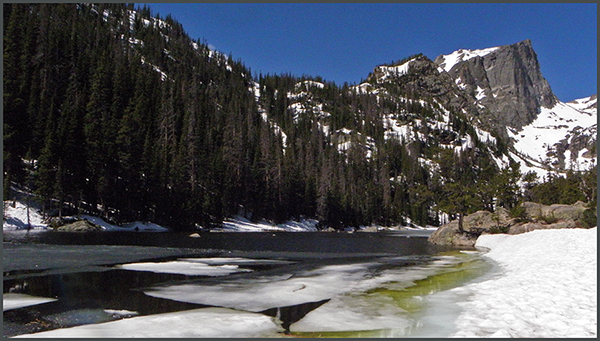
[
  {"xmin": 449, "ymin": 227, "xmax": 597, "ymax": 337},
  {"xmin": 3, "ymin": 200, "xmax": 434, "ymax": 232}
]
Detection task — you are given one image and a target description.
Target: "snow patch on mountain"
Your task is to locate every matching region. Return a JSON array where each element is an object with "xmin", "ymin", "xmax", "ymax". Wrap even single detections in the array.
[
  {"xmin": 373, "ymin": 58, "xmax": 416, "ymax": 82},
  {"xmin": 437, "ymin": 46, "xmax": 500, "ymax": 73},
  {"xmin": 567, "ymin": 94, "xmax": 597, "ymax": 115},
  {"xmin": 508, "ymin": 99, "xmax": 597, "ymax": 176}
]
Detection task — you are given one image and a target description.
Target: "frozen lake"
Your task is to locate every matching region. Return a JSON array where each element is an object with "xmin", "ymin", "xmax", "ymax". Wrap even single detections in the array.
[{"xmin": 3, "ymin": 230, "xmax": 490, "ymax": 337}]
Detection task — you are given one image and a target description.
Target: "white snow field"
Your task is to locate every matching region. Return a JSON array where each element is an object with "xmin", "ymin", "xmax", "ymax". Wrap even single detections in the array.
[
  {"xmin": 2, "ymin": 200, "xmax": 169, "ymax": 232},
  {"xmin": 2, "ymin": 200, "xmax": 321, "ymax": 232},
  {"xmin": 219, "ymin": 215, "xmax": 319, "ymax": 232},
  {"xmin": 449, "ymin": 227, "xmax": 597, "ymax": 338}
]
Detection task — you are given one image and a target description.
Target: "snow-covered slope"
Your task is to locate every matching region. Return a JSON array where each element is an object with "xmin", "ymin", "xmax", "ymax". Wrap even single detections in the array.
[
  {"xmin": 508, "ymin": 98, "xmax": 597, "ymax": 176},
  {"xmin": 372, "ymin": 58, "xmax": 417, "ymax": 82},
  {"xmin": 567, "ymin": 94, "xmax": 597, "ymax": 115},
  {"xmin": 2, "ymin": 201, "xmax": 48, "ymax": 231},
  {"xmin": 433, "ymin": 40, "xmax": 596, "ymax": 177},
  {"xmin": 2, "ymin": 200, "xmax": 169, "ymax": 232}
]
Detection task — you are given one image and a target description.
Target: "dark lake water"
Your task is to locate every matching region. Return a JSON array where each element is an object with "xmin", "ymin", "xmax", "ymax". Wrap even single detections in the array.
[{"xmin": 3, "ymin": 230, "xmax": 477, "ymax": 337}]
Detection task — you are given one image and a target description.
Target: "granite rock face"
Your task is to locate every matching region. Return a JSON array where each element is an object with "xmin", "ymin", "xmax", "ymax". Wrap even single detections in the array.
[{"xmin": 434, "ymin": 39, "xmax": 558, "ymax": 132}]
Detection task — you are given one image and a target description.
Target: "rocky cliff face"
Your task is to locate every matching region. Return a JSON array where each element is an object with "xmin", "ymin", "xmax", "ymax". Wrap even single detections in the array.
[
  {"xmin": 434, "ymin": 40, "xmax": 558, "ymax": 132},
  {"xmin": 367, "ymin": 55, "xmax": 481, "ymax": 118}
]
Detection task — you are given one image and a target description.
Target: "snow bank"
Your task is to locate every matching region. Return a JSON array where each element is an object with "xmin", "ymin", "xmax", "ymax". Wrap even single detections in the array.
[
  {"xmin": 451, "ymin": 227, "xmax": 597, "ymax": 337},
  {"xmin": 79, "ymin": 215, "xmax": 169, "ymax": 232},
  {"xmin": 2, "ymin": 201, "xmax": 47, "ymax": 231},
  {"xmin": 3, "ymin": 293, "xmax": 57, "ymax": 311},
  {"xmin": 2, "ymin": 201, "xmax": 169, "ymax": 232},
  {"xmin": 13, "ymin": 308, "xmax": 283, "ymax": 338},
  {"xmin": 375, "ymin": 58, "xmax": 416, "ymax": 82}
]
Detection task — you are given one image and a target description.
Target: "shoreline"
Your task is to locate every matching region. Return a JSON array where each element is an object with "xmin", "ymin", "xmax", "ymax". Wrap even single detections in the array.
[{"xmin": 450, "ymin": 227, "xmax": 597, "ymax": 337}]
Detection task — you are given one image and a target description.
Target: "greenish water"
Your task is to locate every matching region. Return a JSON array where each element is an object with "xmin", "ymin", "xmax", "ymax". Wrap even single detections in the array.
[{"xmin": 290, "ymin": 251, "xmax": 490, "ymax": 338}]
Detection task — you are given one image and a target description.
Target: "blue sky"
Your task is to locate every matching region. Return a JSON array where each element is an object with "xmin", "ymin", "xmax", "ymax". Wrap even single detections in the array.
[{"xmin": 143, "ymin": 3, "xmax": 596, "ymax": 102}]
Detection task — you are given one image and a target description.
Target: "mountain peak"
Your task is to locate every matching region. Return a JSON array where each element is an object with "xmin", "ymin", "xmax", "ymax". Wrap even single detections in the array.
[{"xmin": 434, "ymin": 40, "xmax": 558, "ymax": 131}]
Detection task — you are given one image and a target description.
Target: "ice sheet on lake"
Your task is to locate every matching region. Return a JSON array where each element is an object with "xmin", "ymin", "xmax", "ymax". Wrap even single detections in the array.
[
  {"xmin": 288, "ymin": 254, "xmax": 479, "ymax": 334},
  {"xmin": 179, "ymin": 257, "xmax": 295, "ymax": 266},
  {"xmin": 290, "ymin": 294, "xmax": 413, "ymax": 334},
  {"xmin": 115, "ymin": 260, "xmax": 252, "ymax": 276},
  {"xmin": 3, "ymin": 293, "xmax": 57, "ymax": 311},
  {"xmin": 451, "ymin": 227, "xmax": 597, "ymax": 338},
  {"xmin": 143, "ymin": 263, "xmax": 377, "ymax": 312},
  {"xmin": 13, "ymin": 307, "xmax": 284, "ymax": 338},
  {"xmin": 143, "ymin": 255, "xmax": 471, "ymax": 316}
]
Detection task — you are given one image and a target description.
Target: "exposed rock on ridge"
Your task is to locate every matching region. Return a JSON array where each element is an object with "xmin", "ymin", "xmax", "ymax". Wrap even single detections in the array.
[
  {"xmin": 434, "ymin": 39, "xmax": 558, "ymax": 132},
  {"xmin": 366, "ymin": 55, "xmax": 482, "ymax": 120}
]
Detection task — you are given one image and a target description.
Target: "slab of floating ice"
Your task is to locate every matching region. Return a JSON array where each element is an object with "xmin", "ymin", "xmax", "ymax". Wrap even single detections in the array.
[
  {"xmin": 115, "ymin": 260, "xmax": 252, "ymax": 276},
  {"xmin": 13, "ymin": 308, "xmax": 284, "ymax": 338},
  {"xmin": 179, "ymin": 257, "xmax": 295, "ymax": 266},
  {"xmin": 145, "ymin": 255, "xmax": 472, "ymax": 315},
  {"xmin": 103, "ymin": 309, "xmax": 139, "ymax": 317},
  {"xmin": 3, "ymin": 293, "xmax": 57, "ymax": 311},
  {"xmin": 144, "ymin": 263, "xmax": 376, "ymax": 312},
  {"xmin": 289, "ymin": 253, "xmax": 483, "ymax": 334},
  {"xmin": 290, "ymin": 294, "xmax": 412, "ymax": 333}
]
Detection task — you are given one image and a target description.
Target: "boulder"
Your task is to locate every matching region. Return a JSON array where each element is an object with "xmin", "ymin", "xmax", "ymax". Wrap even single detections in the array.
[
  {"xmin": 427, "ymin": 224, "xmax": 479, "ymax": 247},
  {"xmin": 54, "ymin": 219, "xmax": 103, "ymax": 232},
  {"xmin": 521, "ymin": 201, "xmax": 587, "ymax": 221},
  {"xmin": 507, "ymin": 219, "xmax": 580, "ymax": 235},
  {"xmin": 429, "ymin": 201, "xmax": 594, "ymax": 246},
  {"xmin": 428, "ymin": 208, "xmax": 511, "ymax": 247}
]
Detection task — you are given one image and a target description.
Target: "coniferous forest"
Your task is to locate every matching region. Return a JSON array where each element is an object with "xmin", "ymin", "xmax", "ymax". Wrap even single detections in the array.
[{"xmin": 4, "ymin": 4, "xmax": 596, "ymax": 231}]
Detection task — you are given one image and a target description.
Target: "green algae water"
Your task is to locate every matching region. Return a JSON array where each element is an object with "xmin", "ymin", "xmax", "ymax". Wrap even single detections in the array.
[{"xmin": 289, "ymin": 250, "xmax": 491, "ymax": 338}]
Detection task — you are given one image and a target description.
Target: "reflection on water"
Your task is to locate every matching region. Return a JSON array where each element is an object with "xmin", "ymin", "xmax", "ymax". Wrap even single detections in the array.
[{"xmin": 3, "ymin": 231, "xmax": 487, "ymax": 338}]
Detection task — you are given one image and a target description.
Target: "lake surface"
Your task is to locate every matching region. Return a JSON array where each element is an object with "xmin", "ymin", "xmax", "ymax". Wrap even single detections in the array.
[{"xmin": 3, "ymin": 230, "xmax": 490, "ymax": 337}]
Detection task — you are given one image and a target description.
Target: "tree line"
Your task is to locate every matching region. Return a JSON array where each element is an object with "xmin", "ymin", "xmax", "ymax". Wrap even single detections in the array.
[{"xmin": 4, "ymin": 3, "xmax": 596, "ymax": 231}]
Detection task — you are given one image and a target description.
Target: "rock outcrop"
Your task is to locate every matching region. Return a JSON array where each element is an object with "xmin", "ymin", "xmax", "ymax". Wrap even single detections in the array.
[
  {"xmin": 428, "ymin": 207, "xmax": 511, "ymax": 247},
  {"xmin": 367, "ymin": 55, "xmax": 482, "ymax": 121},
  {"xmin": 428, "ymin": 201, "xmax": 592, "ymax": 247},
  {"xmin": 434, "ymin": 39, "xmax": 558, "ymax": 133},
  {"xmin": 53, "ymin": 219, "xmax": 103, "ymax": 232}
]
